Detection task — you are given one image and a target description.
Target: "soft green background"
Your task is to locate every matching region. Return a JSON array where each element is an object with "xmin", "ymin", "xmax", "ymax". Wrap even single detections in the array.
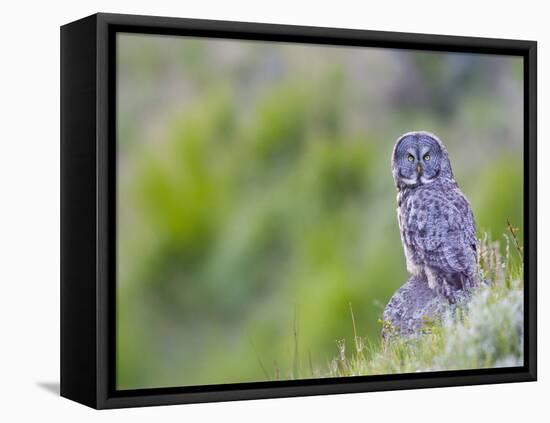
[{"xmin": 116, "ymin": 33, "xmax": 523, "ymax": 389}]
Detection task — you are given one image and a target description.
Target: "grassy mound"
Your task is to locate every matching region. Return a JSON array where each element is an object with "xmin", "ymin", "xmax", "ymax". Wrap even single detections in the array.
[{"xmin": 324, "ymin": 232, "xmax": 524, "ymax": 378}]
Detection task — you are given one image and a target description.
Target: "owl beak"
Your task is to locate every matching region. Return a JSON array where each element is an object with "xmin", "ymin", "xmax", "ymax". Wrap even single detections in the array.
[{"xmin": 416, "ymin": 163, "xmax": 422, "ymax": 175}]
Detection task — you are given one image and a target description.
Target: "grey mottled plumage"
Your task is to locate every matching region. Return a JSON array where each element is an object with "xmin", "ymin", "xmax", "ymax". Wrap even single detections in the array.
[{"xmin": 383, "ymin": 131, "xmax": 478, "ymax": 337}]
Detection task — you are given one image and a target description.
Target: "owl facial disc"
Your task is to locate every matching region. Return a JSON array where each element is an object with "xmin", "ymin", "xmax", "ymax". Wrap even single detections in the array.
[{"xmin": 391, "ymin": 131, "xmax": 454, "ymax": 189}]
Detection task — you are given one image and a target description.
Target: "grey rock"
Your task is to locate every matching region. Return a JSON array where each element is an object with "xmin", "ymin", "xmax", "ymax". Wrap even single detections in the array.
[{"xmin": 382, "ymin": 275, "xmax": 449, "ymax": 340}]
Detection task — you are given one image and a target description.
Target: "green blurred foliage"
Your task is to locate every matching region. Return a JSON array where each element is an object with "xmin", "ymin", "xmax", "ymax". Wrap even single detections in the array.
[{"xmin": 116, "ymin": 34, "xmax": 524, "ymax": 389}]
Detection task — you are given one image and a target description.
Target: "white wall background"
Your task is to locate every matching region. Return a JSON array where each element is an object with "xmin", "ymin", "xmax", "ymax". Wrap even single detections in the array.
[{"xmin": 0, "ymin": 1, "xmax": 546, "ymax": 421}]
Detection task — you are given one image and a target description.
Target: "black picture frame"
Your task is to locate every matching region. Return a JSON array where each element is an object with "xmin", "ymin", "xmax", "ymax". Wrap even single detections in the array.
[{"xmin": 60, "ymin": 12, "xmax": 537, "ymax": 409}]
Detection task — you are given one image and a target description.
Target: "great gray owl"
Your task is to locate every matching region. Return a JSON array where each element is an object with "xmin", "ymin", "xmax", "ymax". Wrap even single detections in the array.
[{"xmin": 390, "ymin": 131, "xmax": 478, "ymax": 305}]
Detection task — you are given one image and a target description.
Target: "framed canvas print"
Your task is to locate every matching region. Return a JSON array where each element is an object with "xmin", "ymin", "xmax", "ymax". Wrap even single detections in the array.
[{"xmin": 60, "ymin": 13, "xmax": 537, "ymax": 409}]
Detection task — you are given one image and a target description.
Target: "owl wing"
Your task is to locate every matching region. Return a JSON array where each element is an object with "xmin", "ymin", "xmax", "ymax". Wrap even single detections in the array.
[{"xmin": 404, "ymin": 185, "xmax": 477, "ymax": 276}]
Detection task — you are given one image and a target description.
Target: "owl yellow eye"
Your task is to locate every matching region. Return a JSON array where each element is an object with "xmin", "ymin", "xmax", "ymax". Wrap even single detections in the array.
[
  {"xmin": 423, "ymin": 154, "xmax": 430, "ymax": 161},
  {"xmin": 407, "ymin": 154, "xmax": 414, "ymax": 162}
]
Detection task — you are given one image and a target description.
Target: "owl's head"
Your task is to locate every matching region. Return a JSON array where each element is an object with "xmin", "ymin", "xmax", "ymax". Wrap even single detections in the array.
[{"xmin": 391, "ymin": 131, "xmax": 454, "ymax": 189}]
